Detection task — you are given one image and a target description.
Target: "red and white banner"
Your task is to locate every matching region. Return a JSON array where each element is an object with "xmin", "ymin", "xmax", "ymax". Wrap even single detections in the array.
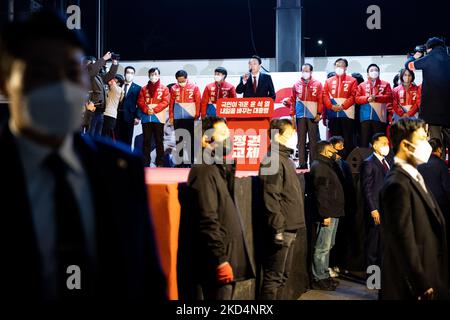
[{"xmin": 217, "ymin": 98, "xmax": 274, "ymax": 171}]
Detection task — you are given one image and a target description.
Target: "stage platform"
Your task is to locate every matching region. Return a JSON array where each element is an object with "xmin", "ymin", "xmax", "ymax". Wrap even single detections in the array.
[{"xmin": 145, "ymin": 167, "xmax": 308, "ymax": 184}]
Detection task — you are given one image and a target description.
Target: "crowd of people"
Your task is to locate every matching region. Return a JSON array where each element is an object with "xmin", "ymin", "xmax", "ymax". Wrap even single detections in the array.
[
  {"xmin": 187, "ymin": 115, "xmax": 449, "ymax": 300},
  {"xmin": 0, "ymin": 10, "xmax": 449, "ymax": 302},
  {"xmin": 81, "ymin": 45, "xmax": 449, "ymax": 174}
]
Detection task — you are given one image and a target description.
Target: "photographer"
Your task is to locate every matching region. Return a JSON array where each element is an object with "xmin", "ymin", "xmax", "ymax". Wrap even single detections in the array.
[
  {"xmin": 406, "ymin": 37, "xmax": 450, "ymax": 160},
  {"xmin": 102, "ymin": 74, "xmax": 125, "ymax": 138},
  {"xmin": 84, "ymin": 52, "xmax": 119, "ymax": 136}
]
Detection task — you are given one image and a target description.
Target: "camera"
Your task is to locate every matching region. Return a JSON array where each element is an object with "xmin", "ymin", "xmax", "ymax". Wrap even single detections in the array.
[
  {"xmin": 408, "ymin": 44, "xmax": 427, "ymax": 58},
  {"xmin": 110, "ymin": 52, "xmax": 120, "ymax": 61},
  {"xmin": 414, "ymin": 44, "xmax": 427, "ymax": 54}
]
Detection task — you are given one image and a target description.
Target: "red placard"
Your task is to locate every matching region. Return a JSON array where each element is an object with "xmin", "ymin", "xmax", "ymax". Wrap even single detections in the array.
[
  {"xmin": 217, "ymin": 98, "xmax": 274, "ymax": 118},
  {"xmin": 217, "ymin": 98, "xmax": 274, "ymax": 171}
]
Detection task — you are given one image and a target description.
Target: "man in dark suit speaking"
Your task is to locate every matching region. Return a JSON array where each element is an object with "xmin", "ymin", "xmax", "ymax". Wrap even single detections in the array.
[
  {"xmin": 0, "ymin": 11, "xmax": 165, "ymax": 302},
  {"xmin": 380, "ymin": 118, "xmax": 448, "ymax": 300},
  {"xmin": 236, "ymin": 55, "xmax": 276, "ymax": 100}
]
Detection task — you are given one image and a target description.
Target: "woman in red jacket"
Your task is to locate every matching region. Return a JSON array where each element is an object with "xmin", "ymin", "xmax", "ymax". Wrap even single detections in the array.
[{"xmin": 392, "ymin": 68, "xmax": 421, "ymax": 122}]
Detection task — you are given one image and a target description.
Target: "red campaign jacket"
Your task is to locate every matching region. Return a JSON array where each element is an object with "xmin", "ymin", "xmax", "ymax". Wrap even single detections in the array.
[
  {"xmin": 287, "ymin": 78, "xmax": 323, "ymax": 116},
  {"xmin": 323, "ymin": 74, "xmax": 358, "ymax": 110},
  {"xmin": 169, "ymin": 81, "xmax": 202, "ymax": 119},
  {"xmin": 392, "ymin": 83, "xmax": 421, "ymax": 117},
  {"xmin": 200, "ymin": 81, "xmax": 237, "ymax": 117},
  {"xmin": 137, "ymin": 82, "xmax": 170, "ymax": 114},
  {"xmin": 355, "ymin": 79, "xmax": 393, "ymax": 104}
]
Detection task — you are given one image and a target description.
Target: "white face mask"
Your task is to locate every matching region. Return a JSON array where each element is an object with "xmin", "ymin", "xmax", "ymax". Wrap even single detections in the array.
[
  {"xmin": 150, "ymin": 75, "xmax": 160, "ymax": 83},
  {"xmin": 214, "ymin": 75, "xmax": 224, "ymax": 82},
  {"xmin": 284, "ymin": 133, "xmax": 298, "ymax": 151},
  {"xmin": 369, "ymin": 71, "xmax": 379, "ymax": 79},
  {"xmin": 22, "ymin": 80, "xmax": 85, "ymax": 137},
  {"xmin": 125, "ymin": 73, "xmax": 134, "ymax": 83},
  {"xmin": 379, "ymin": 145, "xmax": 390, "ymax": 157},
  {"xmin": 335, "ymin": 67, "xmax": 345, "ymax": 76},
  {"xmin": 408, "ymin": 140, "xmax": 432, "ymax": 165},
  {"xmin": 302, "ymin": 72, "xmax": 311, "ymax": 80},
  {"xmin": 178, "ymin": 82, "xmax": 187, "ymax": 87}
]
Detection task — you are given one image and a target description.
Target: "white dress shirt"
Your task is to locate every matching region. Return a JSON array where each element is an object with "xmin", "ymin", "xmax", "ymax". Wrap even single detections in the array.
[
  {"xmin": 123, "ymin": 81, "xmax": 133, "ymax": 98},
  {"xmin": 243, "ymin": 72, "xmax": 260, "ymax": 86},
  {"xmin": 373, "ymin": 152, "xmax": 390, "ymax": 170},
  {"xmin": 394, "ymin": 156, "xmax": 428, "ymax": 193}
]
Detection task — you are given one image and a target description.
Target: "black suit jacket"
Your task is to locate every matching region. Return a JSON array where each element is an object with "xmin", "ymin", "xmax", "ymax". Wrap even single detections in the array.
[
  {"xmin": 121, "ymin": 82, "xmax": 142, "ymax": 124},
  {"xmin": 361, "ymin": 154, "xmax": 388, "ymax": 214},
  {"xmin": 418, "ymin": 155, "xmax": 450, "ymax": 215},
  {"xmin": 0, "ymin": 126, "xmax": 166, "ymax": 302},
  {"xmin": 380, "ymin": 164, "xmax": 448, "ymax": 300},
  {"xmin": 236, "ymin": 72, "xmax": 276, "ymax": 100}
]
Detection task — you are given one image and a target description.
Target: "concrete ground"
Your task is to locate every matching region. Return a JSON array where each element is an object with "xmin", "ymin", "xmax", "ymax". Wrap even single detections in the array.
[{"xmin": 299, "ymin": 278, "xmax": 379, "ymax": 300}]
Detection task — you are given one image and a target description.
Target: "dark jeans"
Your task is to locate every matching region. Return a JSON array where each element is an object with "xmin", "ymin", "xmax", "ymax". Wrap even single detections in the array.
[
  {"xmin": 142, "ymin": 122, "xmax": 165, "ymax": 167},
  {"xmin": 429, "ymin": 125, "xmax": 450, "ymax": 166},
  {"xmin": 88, "ymin": 111, "xmax": 104, "ymax": 137},
  {"xmin": 101, "ymin": 115, "xmax": 117, "ymax": 138},
  {"xmin": 261, "ymin": 231, "xmax": 297, "ymax": 300},
  {"xmin": 365, "ymin": 224, "xmax": 381, "ymax": 268},
  {"xmin": 328, "ymin": 118, "xmax": 355, "ymax": 158},
  {"xmin": 200, "ymin": 283, "xmax": 234, "ymax": 300},
  {"xmin": 312, "ymin": 218, "xmax": 339, "ymax": 281},
  {"xmin": 82, "ymin": 110, "xmax": 94, "ymax": 134},
  {"xmin": 296, "ymin": 118, "xmax": 320, "ymax": 166},
  {"xmin": 174, "ymin": 119, "xmax": 195, "ymax": 166},
  {"xmin": 360, "ymin": 120, "xmax": 387, "ymax": 148},
  {"xmin": 115, "ymin": 110, "xmax": 135, "ymax": 147}
]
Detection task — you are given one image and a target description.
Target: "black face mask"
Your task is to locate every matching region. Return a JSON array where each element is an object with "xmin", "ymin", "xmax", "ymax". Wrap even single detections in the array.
[{"xmin": 212, "ymin": 138, "xmax": 232, "ymax": 158}]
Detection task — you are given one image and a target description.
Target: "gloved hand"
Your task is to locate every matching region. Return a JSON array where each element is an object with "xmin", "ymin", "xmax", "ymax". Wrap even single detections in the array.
[
  {"xmin": 216, "ymin": 262, "xmax": 234, "ymax": 285},
  {"xmin": 274, "ymin": 232, "xmax": 284, "ymax": 246}
]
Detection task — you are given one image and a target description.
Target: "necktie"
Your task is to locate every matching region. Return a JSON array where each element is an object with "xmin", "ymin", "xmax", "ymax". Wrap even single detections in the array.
[
  {"xmin": 124, "ymin": 83, "xmax": 129, "ymax": 97},
  {"xmin": 416, "ymin": 172, "xmax": 428, "ymax": 194},
  {"xmin": 253, "ymin": 76, "xmax": 257, "ymax": 93},
  {"xmin": 382, "ymin": 158, "xmax": 389, "ymax": 173},
  {"xmin": 45, "ymin": 153, "xmax": 89, "ymax": 300}
]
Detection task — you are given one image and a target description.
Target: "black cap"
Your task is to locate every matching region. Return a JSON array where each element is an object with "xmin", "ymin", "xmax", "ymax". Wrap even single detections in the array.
[
  {"xmin": 426, "ymin": 37, "xmax": 445, "ymax": 50},
  {"xmin": 82, "ymin": 56, "xmax": 96, "ymax": 65},
  {"xmin": 114, "ymin": 74, "xmax": 125, "ymax": 85}
]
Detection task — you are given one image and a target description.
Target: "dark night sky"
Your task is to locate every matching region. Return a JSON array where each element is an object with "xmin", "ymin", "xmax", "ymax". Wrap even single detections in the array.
[
  {"xmin": 1, "ymin": 0, "xmax": 450, "ymax": 59},
  {"xmin": 103, "ymin": 0, "xmax": 450, "ymax": 60},
  {"xmin": 302, "ymin": 0, "xmax": 450, "ymax": 57},
  {"xmin": 104, "ymin": 0, "xmax": 276, "ymax": 60}
]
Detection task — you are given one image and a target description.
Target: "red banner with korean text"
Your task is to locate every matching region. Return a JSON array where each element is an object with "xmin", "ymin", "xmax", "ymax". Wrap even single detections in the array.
[{"xmin": 217, "ymin": 98, "xmax": 274, "ymax": 171}]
